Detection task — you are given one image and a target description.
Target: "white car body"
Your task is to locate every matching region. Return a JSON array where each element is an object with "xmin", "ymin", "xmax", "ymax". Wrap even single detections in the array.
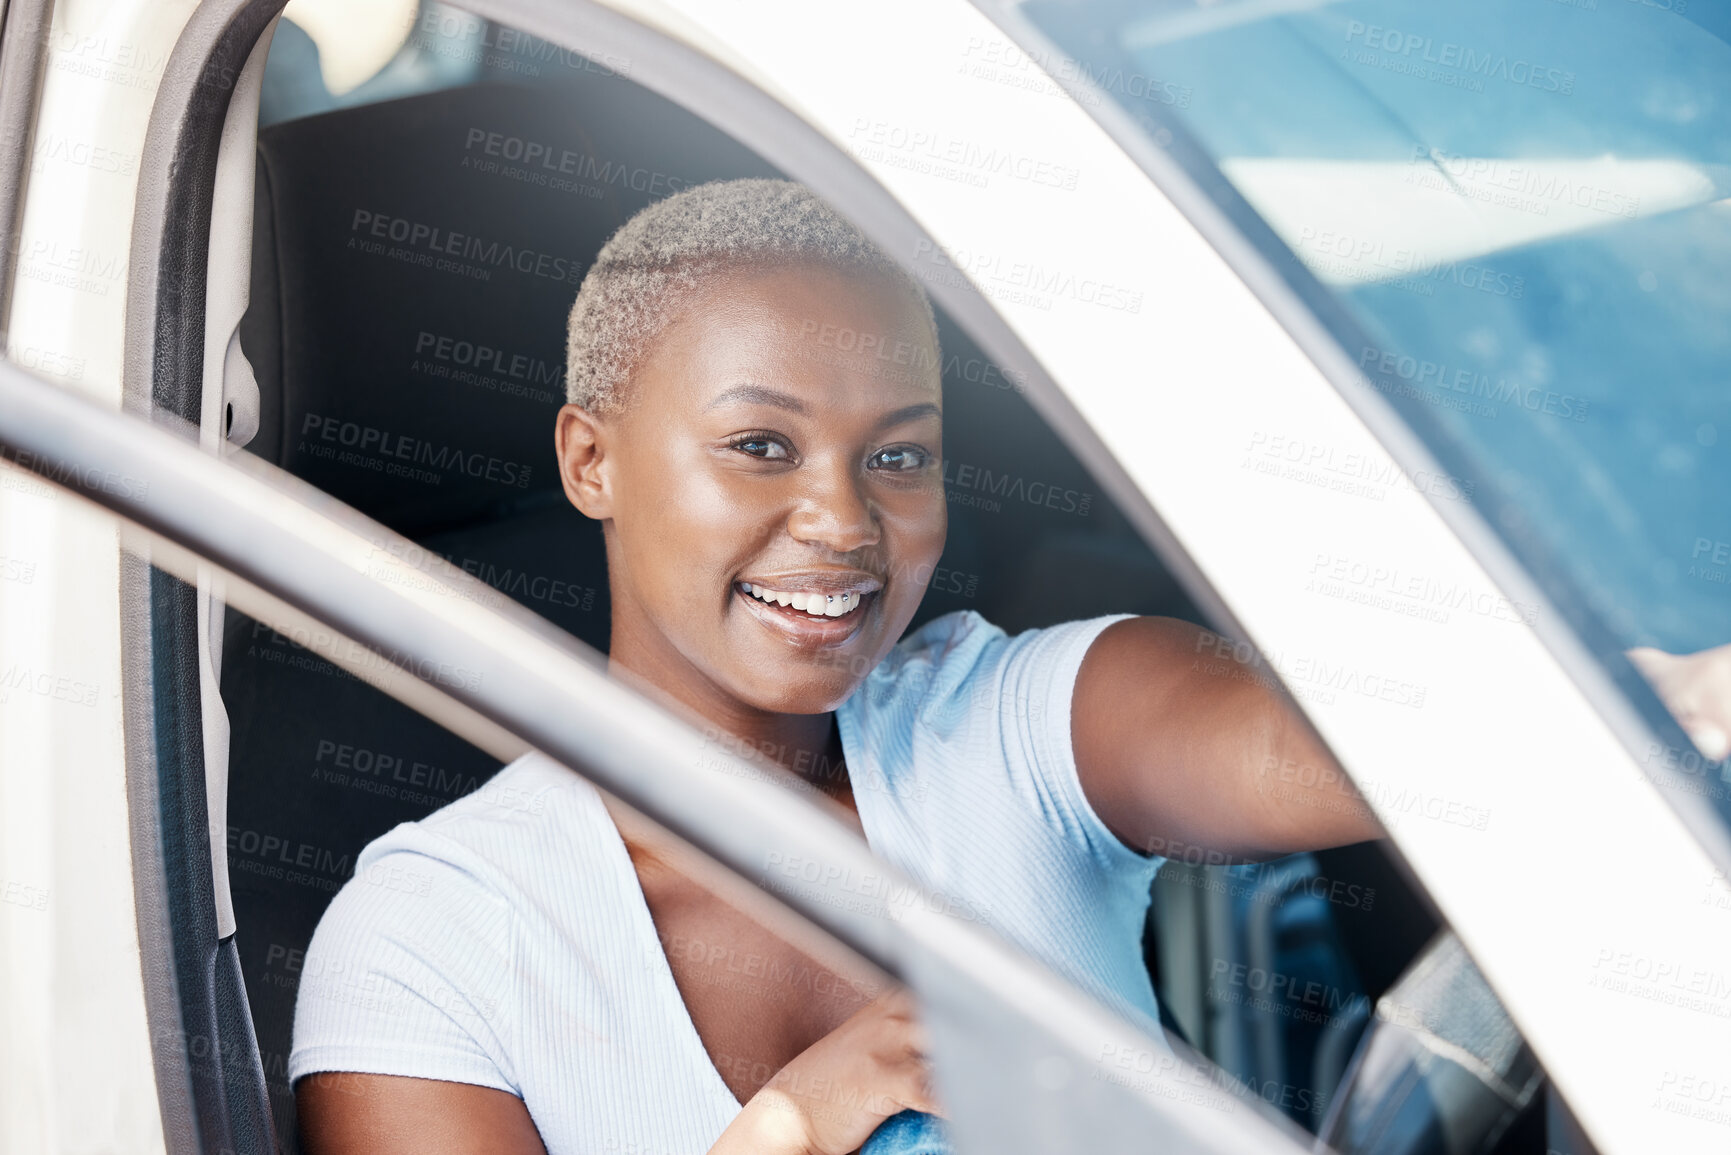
[{"xmin": 1, "ymin": 1, "xmax": 1726, "ymax": 1151}]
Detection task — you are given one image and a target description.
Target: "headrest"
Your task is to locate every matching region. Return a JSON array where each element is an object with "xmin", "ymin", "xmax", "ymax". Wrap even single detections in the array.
[{"xmin": 242, "ymin": 80, "xmax": 777, "ymax": 533}]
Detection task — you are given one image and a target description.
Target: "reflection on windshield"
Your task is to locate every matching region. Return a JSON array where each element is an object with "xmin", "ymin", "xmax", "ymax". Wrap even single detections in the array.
[{"xmin": 1023, "ymin": 0, "xmax": 1731, "ymax": 654}]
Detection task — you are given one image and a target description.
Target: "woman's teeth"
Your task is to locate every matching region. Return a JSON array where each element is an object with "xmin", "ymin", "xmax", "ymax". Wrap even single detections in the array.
[{"xmin": 741, "ymin": 583, "xmax": 863, "ymax": 618}]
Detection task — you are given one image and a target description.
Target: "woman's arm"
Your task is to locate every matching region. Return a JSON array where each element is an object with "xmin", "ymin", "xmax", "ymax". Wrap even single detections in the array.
[
  {"xmin": 1074, "ymin": 619, "xmax": 1731, "ymax": 863},
  {"xmin": 296, "ymin": 1072, "xmax": 548, "ymax": 1155},
  {"xmin": 1071, "ymin": 617, "xmax": 1381, "ymax": 863}
]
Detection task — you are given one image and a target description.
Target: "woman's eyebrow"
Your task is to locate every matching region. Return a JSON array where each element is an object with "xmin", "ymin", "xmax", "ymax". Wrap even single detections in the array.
[
  {"xmin": 877, "ymin": 402, "xmax": 942, "ymax": 428},
  {"xmin": 703, "ymin": 384, "xmax": 808, "ymax": 414}
]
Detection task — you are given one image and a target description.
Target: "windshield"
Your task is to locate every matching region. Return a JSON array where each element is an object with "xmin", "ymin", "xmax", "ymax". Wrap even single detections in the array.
[{"xmin": 1015, "ymin": 0, "xmax": 1731, "ymax": 659}]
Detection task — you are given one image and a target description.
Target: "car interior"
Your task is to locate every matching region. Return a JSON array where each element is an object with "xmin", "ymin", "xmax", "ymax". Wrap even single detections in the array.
[{"xmin": 204, "ymin": 6, "xmax": 1580, "ymax": 1152}]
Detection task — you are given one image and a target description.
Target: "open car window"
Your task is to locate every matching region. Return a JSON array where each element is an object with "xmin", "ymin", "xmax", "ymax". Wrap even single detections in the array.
[{"xmin": 204, "ymin": 6, "xmax": 1596, "ymax": 1153}]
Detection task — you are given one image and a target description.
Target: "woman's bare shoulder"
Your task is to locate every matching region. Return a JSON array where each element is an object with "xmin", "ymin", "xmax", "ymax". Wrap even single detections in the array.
[{"xmin": 296, "ymin": 1072, "xmax": 547, "ymax": 1155}]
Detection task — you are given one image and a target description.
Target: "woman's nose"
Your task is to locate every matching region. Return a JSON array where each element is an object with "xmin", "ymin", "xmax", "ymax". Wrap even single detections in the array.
[{"xmin": 785, "ymin": 462, "xmax": 881, "ymax": 553}]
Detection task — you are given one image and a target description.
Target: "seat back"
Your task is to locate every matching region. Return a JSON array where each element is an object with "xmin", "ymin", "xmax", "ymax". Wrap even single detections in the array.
[{"xmin": 226, "ymin": 76, "xmax": 776, "ymax": 1147}]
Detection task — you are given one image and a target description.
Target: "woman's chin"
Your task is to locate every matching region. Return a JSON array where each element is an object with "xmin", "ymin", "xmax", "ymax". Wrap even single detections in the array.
[{"xmin": 727, "ymin": 665, "xmax": 864, "ymax": 717}]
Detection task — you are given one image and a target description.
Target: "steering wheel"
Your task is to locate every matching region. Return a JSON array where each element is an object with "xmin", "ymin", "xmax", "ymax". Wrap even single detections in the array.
[{"xmin": 1316, "ymin": 932, "xmax": 1545, "ymax": 1155}]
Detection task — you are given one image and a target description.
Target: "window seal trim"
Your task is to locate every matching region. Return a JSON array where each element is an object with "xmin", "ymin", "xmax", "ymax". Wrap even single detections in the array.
[
  {"xmin": 120, "ymin": 2, "xmax": 287, "ymax": 1150},
  {"xmin": 0, "ymin": 0, "xmax": 52, "ymax": 332}
]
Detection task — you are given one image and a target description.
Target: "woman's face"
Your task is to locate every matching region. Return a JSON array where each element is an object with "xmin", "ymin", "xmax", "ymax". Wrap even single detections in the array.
[{"xmin": 559, "ymin": 263, "xmax": 947, "ymax": 716}]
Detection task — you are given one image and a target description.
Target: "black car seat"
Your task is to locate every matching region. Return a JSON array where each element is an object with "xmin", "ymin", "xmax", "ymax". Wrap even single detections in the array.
[
  {"xmin": 226, "ymin": 75, "xmax": 778, "ymax": 1146},
  {"xmin": 224, "ymin": 71, "xmax": 1203, "ymax": 1152}
]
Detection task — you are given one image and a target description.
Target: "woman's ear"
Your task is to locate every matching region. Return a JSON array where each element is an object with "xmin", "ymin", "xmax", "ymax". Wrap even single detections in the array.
[{"xmin": 555, "ymin": 403, "xmax": 615, "ymax": 520}]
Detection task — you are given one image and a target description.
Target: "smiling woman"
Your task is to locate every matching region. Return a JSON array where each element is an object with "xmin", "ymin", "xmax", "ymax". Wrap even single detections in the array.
[
  {"xmin": 554, "ymin": 181, "xmax": 950, "ymax": 722},
  {"xmin": 283, "ymin": 180, "xmax": 1387, "ymax": 1155}
]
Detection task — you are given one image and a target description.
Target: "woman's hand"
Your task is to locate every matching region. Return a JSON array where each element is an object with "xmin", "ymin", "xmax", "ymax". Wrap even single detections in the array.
[
  {"xmin": 1629, "ymin": 642, "xmax": 1731, "ymax": 761},
  {"xmin": 708, "ymin": 988, "xmax": 942, "ymax": 1155}
]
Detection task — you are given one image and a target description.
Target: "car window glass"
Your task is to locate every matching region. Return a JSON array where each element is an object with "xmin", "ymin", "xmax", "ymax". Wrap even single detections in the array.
[{"xmin": 1020, "ymin": 0, "xmax": 1731, "ymax": 659}]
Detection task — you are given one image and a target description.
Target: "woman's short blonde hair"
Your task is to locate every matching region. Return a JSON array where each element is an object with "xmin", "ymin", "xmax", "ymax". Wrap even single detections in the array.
[{"xmin": 565, "ymin": 178, "xmax": 938, "ymax": 412}]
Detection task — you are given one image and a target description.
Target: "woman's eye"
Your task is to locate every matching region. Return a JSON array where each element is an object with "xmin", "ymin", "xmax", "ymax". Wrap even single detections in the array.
[
  {"xmin": 730, "ymin": 434, "xmax": 791, "ymax": 460},
  {"xmin": 870, "ymin": 445, "xmax": 931, "ymax": 473}
]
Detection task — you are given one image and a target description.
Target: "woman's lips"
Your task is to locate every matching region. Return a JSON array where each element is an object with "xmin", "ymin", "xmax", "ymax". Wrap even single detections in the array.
[{"xmin": 733, "ymin": 582, "xmax": 875, "ymax": 646}]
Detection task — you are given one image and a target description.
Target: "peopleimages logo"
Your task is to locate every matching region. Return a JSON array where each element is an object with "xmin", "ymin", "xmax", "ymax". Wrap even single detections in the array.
[
  {"xmin": 48, "ymin": 29, "xmax": 168, "ymax": 88},
  {"xmin": 413, "ymin": 8, "xmax": 631, "ymax": 79},
  {"xmin": 0, "ymin": 445, "xmax": 148, "ymax": 500},
  {"xmin": 31, "ymin": 131, "xmax": 137, "ymax": 176},
  {"xmin": 413, "ymin": 331, "xmax": 563, "ymax": 404},
  {"xmin": 1359, "ymin": 345, "xmax": 1590, "ymax": 422},
  {"xmin": 15, "ymin": 237, "xmax": 128, "ymax": 296},
  {"xmin": 942, "ymin": 459, "xmax": 1092, "ymax": 517},
  {"xmin": 847, "ymin": 119, "xmax": 1082, "ymax": 191},
  {"xmin": 1410, "ymin": 146, "xmax": 1640, "ymax": 219},
  {"xmin": 462, "ymin": 127, "xmax": 688, "ymax": 197},
  {"xmin": 349, "ymin": 209, "xmax": 583, "ymax": 285},
  {"xmin": 1342, "ymin": 21, "xmax": 1575, "ymax": 94},
  {"xmin": 912, "ymin": 239, "xmax": 1144, "ymax": 315},
  {"xmin": 959, "ymin": 35, "xmax": 1193, "ymax": 109},
  {"xmin": 0, "ymin": 665, "xmax": 99, "ymax": 708},
  {"xmin": 299, "ymin": 412, "xmax": 533, "ymax": 489},
  {"xmin": 1293, "ymin": 225, "xmax": 1525, "ymax": 299},
  {"xmin": 415, "ymin": 331, "xmax": 559, "ymax": 384}
]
